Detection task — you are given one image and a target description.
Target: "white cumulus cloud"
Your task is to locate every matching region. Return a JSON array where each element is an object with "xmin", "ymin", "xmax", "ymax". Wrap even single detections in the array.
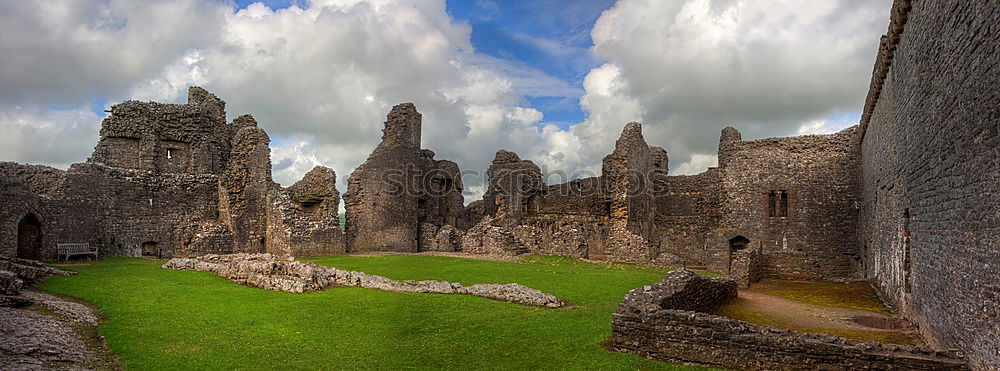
[{"xmin": 0, "ymin": 0, "xmax": 893, "ymax": 208}]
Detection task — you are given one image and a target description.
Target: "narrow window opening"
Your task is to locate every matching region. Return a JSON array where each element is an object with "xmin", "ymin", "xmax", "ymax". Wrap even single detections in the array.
[
  {"xmin": 166, "ymin": 149, "xmax": 173, "ymax": 159},
  {"xmin": 779, "ymin": 191, "xmax": 789, "ymax": 217},
  {"xmin": 768, "ymin": 192, "xmax": 777, "ymax": 217}
]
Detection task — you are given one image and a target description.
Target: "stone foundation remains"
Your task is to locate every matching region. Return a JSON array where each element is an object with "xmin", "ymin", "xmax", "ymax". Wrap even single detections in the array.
[
  {"xmin": 606, "ymin": 270, "xmax": 967, "ymax": 370},
  {"xmin": 163, "ymin": 253, "xmax": 566, "ymax": 308}
]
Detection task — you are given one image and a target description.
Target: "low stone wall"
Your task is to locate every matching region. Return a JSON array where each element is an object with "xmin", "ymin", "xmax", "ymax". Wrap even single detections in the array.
[
  {"xmin": 608, "ymin": 310, "xmax": 966, "ymax": 370},
  {"xmin": 163, "ymin": 253, "xmax": 566, "ymax": 308},
  {"xmin": 606, "ymin": 270, "xmax": 967, "ymax": 370},
  {"xmin": 620, "ymin": 269, "xmax": 737, "ymax": 313}
]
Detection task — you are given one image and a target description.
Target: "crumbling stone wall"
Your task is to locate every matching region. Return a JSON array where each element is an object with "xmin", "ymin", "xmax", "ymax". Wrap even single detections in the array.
[
  {"xmin": 267, "ymin": 166, "xmax": 345, "ymax": 256},
  {"xmin": 464, "ymin": 119, "xmax": 862, "ymax": 276},
  {"xmin": 89, "ymin": 87, "xmax": 230, "ymax": 175},
  {"xmin": 857, "ymin": 1, "xmax": 1000, "ymax": 368},
  {"xmin": 0, "ymin": 87, "xmax": 343, "ymax": 259},
  {"xmin": 655, "ymin": 169, "xmax": 721, "ymax": 265},
  {"xmin": 344, "ymin": 103, "xmax": 465, "ymax": 253},
  {"xmin": 219, "ymin": 121, "xmax": 272, "ymax": 254}
]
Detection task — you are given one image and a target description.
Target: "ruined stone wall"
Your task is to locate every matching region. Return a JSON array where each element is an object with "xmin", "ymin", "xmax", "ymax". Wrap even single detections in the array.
[
  {"xmin": 266, "ymin": 166, "xmax": 345, "ymax": 256},
  {"xmin": 858, "ymin": 1, "xmax": 1000, "ymax": 368},
  {"xmin": 483, "ymin": 150, "xmax": 544, "ymax": 225},
  {"xmin": 715, "ymin": 127, "xmax": 862, "ymax": 280},
  {"xmin": 344, "ymin": 103, "xmax": 465, "ymax": 253},
  {"xmin": 89, "ymin": 87, "xmax": 230, "ymax": 175},
  {"xmin": 655, "ymin": 169, "xmax": 721, "ymax": 265},
  {"xmin": 219, "ymin": 123, "xmax": 272, "ymax": 254},
  {"xmin": 601, "ymin": 123, "xmax": 658, "ymax": 264},
  {"xmin": 0, "ymin": 164, "xmax": 68, "ymax": 259}
]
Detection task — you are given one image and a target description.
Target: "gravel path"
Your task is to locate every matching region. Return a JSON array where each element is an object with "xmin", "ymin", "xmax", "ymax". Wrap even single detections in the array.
[{"xmin": 0, "ymin": 290, "xmax": 119, "ymax": 370}]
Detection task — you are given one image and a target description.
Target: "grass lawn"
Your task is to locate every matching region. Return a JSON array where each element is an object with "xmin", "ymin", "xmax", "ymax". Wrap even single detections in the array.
[{"xmin": 40, "ymin": 255, "xmax": 705, "ymax": 370}]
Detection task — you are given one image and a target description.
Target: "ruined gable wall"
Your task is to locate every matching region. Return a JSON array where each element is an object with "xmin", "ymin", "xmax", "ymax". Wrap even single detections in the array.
[
  {"xmin": 601, "ymin": 123, "xmax": 657, "ymax": 263},
  {"xmin": 344, "ymin": 103, "xmax": 466, "ymax": 253},
  {"xmin": 219, "ymin": 124, "xmax": 272, "ymax": 254},
  {"xmin": 716, "ymin": 127, "xmax": 862, "ymax": 280},
  {"xmin": 858, "ymin": 1, "xmax": 1000, "ymax": 368}
]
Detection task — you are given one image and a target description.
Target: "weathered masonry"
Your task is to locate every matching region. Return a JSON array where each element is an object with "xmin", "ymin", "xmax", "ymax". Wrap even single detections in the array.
[
  {"xmin": 0, "ymin": 0, "xmax": 996, "ymax": 367},
  {"xmin": 0, "ymin": 87, "xmax": 344, "ymax": 259},
  {"xmin": 856, "ymin": 1, "xmax": 999, "ymax": 368}
]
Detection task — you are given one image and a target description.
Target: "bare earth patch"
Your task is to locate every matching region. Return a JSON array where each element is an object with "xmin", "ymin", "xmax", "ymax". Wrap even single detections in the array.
[{"xmin": 712, "ymin": 280, "xmax": 922, "ymax": 346}]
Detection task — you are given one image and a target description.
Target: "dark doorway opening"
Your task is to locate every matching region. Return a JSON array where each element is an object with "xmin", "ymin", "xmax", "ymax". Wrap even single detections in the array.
[
  {"xmin": 141, "ymin": 241, "xmax": 159, "ymax": 258},
  {"xmin": 728, "ymin": 235, "xmax": 750, "ymax": 251},
  {"xmin": 17, "ymin": 214, "xmax": 43, "ymax": 260}
]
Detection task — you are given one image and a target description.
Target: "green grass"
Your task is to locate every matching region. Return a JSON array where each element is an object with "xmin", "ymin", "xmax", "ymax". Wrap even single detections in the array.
[{"xmin": 40, "ymin": 255, "xmax": 703, "ymax": 370}]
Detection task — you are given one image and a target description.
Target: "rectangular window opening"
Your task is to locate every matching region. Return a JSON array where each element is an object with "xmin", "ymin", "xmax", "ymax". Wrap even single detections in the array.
[{"xmin": 768, "ymin": 190, "xmax": 788, "ymax": 218}]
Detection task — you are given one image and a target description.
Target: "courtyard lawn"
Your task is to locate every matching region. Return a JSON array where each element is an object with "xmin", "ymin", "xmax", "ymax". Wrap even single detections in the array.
[{"xmin": 40, "ymin": 255, "xmax": 704, "ymax": 370}]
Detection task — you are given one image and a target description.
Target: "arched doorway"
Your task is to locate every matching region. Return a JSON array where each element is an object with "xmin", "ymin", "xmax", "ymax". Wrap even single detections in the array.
[{"xmin": 17, "ymin": 214, "xmax": 43, "ymax": 260}]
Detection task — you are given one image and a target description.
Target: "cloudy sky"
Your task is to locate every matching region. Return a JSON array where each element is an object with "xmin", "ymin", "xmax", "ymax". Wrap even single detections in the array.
[{"xmin": 0, "ymin": 0, "xmax": 892, "ymax": 203}]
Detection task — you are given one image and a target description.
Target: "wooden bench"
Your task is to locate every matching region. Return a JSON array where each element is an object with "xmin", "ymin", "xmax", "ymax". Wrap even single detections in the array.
[{"xmin": 57, "ymin": 243, "xmax": 98, "ymax": 261}]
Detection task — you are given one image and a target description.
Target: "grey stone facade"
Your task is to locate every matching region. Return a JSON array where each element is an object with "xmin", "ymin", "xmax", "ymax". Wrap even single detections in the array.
[{"xmin": 857, "ymin": 0, "xmax": 1000, "ymax": 368}]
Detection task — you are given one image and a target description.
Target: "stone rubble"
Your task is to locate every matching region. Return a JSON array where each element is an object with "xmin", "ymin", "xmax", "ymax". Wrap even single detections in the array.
[
  {"xmin": 0, "ymin": 256, "xmax": 74, "ymax": 283},
  {"xmin": 163, "ymin": 253, "xmax": 566, "ymax": 308},
  {"xmin": 0, "ymin": 270, "xmax": 22, "ymax": 296}
]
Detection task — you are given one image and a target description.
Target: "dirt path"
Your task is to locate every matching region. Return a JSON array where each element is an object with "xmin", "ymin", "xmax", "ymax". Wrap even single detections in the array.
[
  {"xmin": 737, "ymin": 290, "xmax": 893, "ymax": 331},
  {"xmin": 714, "ymin": 282, "xmax": 924, "ymax": 346}
]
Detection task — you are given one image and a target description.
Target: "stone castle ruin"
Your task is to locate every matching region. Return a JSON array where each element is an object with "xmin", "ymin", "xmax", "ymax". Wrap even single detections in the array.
[
  {"xmin": 0, "ymin": 0, "xmax": 996, "ymax": 368},
  {"xmin": 1, "ymin": 87, "xmax": 344, "ymax": 260}
]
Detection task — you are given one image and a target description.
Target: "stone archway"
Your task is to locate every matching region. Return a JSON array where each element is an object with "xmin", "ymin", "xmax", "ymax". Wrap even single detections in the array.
[{"xmin": 17, "ymin": 214, "xmax": 43, "ymax": 260}]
